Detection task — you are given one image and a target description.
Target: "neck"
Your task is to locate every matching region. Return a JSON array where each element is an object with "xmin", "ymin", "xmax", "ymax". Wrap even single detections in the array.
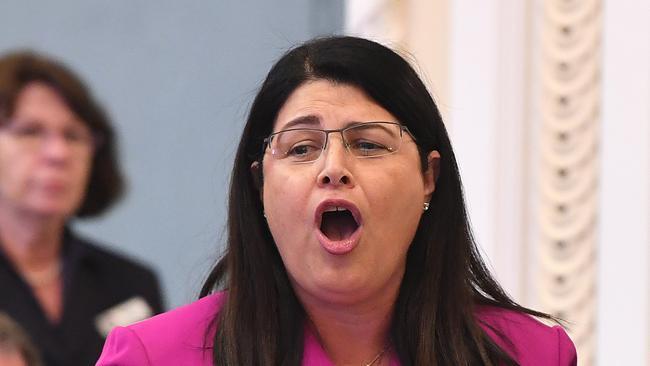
[
  {"xmin": 0, "ymin": 204, "xmax": 66, "ymax": 270},
  {"xmin": 300, "ymin": 286, "xmax": 399, "ymax": 366}
]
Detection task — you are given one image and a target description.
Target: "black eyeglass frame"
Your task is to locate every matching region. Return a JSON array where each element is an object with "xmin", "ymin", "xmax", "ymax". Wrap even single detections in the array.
[{"xmin": 261, "ymin": 121, "xmax": 417, "ymax": 162}]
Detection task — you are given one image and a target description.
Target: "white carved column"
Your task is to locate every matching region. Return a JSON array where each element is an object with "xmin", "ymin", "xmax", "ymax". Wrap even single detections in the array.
[{"xmin": 535, "ymin": 0, "xmax": 601, "ymax": 364}]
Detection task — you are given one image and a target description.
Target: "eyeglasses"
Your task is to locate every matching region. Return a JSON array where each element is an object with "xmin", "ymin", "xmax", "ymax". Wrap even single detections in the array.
[
  {"xmin": 263, "ymin": 122, "xmax": 416, "ymax": 163},
  {"xmin": 0, "ymin": 120, "xmax": 97, "ymax": 153}
]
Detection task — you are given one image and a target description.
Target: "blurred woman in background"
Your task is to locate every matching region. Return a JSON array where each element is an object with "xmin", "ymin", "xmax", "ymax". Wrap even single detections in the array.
[{"xmin": 0, "ymin": 51, "xmax": 163, "ymax": 366}]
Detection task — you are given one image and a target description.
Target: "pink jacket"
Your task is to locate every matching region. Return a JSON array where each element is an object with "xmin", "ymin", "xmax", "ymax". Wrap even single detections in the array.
[{"xmin": 96, "ymin": 292, "xmax": 577, "ymax": 365}]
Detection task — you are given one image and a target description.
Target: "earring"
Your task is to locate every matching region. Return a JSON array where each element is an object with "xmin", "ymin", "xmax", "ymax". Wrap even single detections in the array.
[{"xmin": 423, "ymin": 202, "xmax": 430, "ymax": 211}]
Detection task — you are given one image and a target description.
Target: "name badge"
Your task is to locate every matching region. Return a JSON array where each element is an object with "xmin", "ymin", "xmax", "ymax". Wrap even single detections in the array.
[{"xmin": 95, "ymin": 296, "xmax": 153, "ymax": 337}]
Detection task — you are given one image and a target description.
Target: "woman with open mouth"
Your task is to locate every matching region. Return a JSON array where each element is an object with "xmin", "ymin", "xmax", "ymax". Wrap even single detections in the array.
[{"xmin": 97, "ymin": 36, "xmax": 577, "ymax": 366}]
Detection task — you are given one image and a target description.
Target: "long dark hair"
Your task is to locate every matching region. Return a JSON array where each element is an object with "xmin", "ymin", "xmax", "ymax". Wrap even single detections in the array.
[{"xmin": 201, "ymin": 36, "xmax": 549, "ymax": 365}]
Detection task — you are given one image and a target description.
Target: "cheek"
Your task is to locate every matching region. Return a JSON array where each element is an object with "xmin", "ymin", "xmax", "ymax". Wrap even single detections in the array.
[
  {"xmin": 0, "ymin": 151, "xmax": 30, "ymax": 197},
  {"xmin": 76, "ymin": 155, "xmax": 93, "ymax": 186},
  {"xmin": 65, "ymin": 152, "xmax": 93, "ymax": 196},
  {"xmin": 368, "ymin": 162, "xmax": 424, "ymax": 211},
  {"xmin": 262, "ymin": 167, "xmax": 314, "ymax": 244},
  {"xmin": 361, "ymin": 164, "xmax": 425, "ymax": 248},
  {"xmin": 262, "ymin": 169, "xmax": 316, "ymax": 280}
]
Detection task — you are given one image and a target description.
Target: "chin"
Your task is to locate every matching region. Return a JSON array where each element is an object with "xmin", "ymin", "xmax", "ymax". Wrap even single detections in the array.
[
  {"xmin": 311, "ymin": 272, "xmax": 374, "ymax": 301},
  {"xmin": 26, "ymin": 201, "xmax": 77, "ymax": 219},
  {"xmin": 314, "ymin": 285, "xmax": 378, "ymax": 306},
  {"xmin": 34, "ymin": 209, "xmax": 74, "ymax": 220}
]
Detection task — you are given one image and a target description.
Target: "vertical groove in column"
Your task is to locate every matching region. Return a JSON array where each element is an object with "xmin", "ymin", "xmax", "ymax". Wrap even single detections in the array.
[{"xmin": 537, "ymin": 0, "xmax": 601, "ymax": 364}]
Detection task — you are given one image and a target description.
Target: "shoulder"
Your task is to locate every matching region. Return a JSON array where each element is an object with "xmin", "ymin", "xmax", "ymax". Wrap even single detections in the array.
[
  {"xmin": 72, "ymin": 234, "xmax": 156, "ymax": 278},
  {"xmin": 96, "ymin": 292, "xmax": 226, "ymax": 366},
  {"xmin": 128, "ymin": 292, "xmax": 225, "ymax": 342},
  {"xmin": 68, "ymin": 232, "xmax": 164, "ymax": 310},
  {"xmin": 476, "ymin": 306, "xmax": 577, "ymax": 365}
]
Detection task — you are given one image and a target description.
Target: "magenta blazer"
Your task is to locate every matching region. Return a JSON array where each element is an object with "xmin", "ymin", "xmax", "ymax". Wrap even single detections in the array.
[{"xmin": 96, "ymin": 292, "xmax": 577, "ymax": 365}]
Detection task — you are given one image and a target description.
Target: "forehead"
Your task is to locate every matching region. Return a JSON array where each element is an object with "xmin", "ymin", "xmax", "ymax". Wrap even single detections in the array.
[
  {"xmin": 12, "ymin": 82, "xmax": 83, "ymax": 127},
  {"xmin": 273, "ymin": 80, "xmax": 396, "ymax": 132}
]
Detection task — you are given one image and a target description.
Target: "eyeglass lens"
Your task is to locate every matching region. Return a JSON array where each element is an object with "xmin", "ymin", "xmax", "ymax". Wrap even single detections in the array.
[{"xmin": 269, "ymin": 122, "xmax": 404, "ymax": 163}]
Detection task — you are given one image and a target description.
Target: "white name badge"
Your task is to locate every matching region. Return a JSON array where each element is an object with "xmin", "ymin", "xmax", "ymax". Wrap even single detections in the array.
[{"xmin": 95, "ymin": 296, "xmax": 153, "ymax": 337}]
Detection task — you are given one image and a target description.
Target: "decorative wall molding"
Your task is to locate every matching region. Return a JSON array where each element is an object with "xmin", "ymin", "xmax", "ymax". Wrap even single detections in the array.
[{"xmin": 535, "ymin": 0, "xmax": 601, "ymax": 364}]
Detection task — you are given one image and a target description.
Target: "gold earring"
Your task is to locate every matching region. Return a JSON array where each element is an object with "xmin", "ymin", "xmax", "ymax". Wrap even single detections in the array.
[{"xmin": 423, "ymin": 202, "xmax": 430, "ymax": 211}]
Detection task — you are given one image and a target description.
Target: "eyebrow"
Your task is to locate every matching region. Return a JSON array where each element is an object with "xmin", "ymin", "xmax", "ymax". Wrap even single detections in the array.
[
  {"xmin": 279, "ymin": 115, "xmax": 400, "ymax": 131},
  {"xmin": 279, "ymin": 115, "xmax": 321, "ymax": 130},
  {"xmin": 8, "ymin": 117, "xmax": 89, "ymax": 130}
]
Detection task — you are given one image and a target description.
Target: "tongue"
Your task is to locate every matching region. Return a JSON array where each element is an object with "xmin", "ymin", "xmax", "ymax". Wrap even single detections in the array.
[{"xmin": 321, "ymin": 212, "xmax": 357, "ymax": 241}]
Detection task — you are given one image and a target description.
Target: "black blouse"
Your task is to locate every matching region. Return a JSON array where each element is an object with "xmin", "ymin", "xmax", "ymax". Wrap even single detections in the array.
[{"xmin": 0, "ymin": 228, "xmax": 164, "ymax": 366}]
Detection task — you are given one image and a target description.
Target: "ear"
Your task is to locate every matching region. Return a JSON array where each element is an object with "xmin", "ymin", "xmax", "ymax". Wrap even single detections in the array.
[
  {"xmin": 250, "ymin": 161, "xmax": 263, "ymax": 195},
  {"xmin": 423, "ymin": 150, "xmax": 441, "ymax": 202}
]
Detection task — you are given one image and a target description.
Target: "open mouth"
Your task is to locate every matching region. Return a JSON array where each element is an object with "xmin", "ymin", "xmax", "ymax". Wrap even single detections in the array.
[
  {"xmin": 320, "ymin": 207, "xmax": 360, "ymax": 241},
  {"xmin": 315, "ymin": 200, "xmax": 363, "ymax": 255}
]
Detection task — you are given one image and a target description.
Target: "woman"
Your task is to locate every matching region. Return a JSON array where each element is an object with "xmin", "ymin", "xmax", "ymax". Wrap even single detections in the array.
[
  {"xmin": 0, "ymin": 51, "xmax": 163, "ymax": 366},
  {"xmin": 97, "ymin": 36, "xmax": 576, "ymax": 365}
]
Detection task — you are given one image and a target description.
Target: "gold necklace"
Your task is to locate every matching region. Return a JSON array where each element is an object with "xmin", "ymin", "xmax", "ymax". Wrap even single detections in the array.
[
  {"xmin": 306, "ymin": 317, "xmax": 389, "ymax": 366},
  {"xmin": 364, "ymin": 346, "xmax": 388, "ymax": 366}
]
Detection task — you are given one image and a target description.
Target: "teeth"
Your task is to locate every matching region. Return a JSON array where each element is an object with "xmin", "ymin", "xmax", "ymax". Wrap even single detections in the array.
[{"xmin": 324, "ymin": 206, "xmax": 348, "ymax": 212}]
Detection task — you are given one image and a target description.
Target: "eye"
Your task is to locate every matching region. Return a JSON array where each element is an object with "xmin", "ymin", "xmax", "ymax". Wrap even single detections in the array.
[
  {"xmin": 350, "ymin": 140, "xmax": 390, "ymax": 156},
  {"xmin": 63, "ymin": 129, "xmax": 89, "ymax": 143},
  {"xmin": 11, "ymin": 123, "xmax": 43, "ymax": 137},
  {"xmin": 287, "ymin": 142, "xmax": 321, "ymax": 159}
]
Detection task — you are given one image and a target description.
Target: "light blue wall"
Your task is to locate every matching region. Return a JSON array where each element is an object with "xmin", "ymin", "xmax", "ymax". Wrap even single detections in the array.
[{"xmin": 0, "ymin": 1, "xmax": 343, "ymax": 308}]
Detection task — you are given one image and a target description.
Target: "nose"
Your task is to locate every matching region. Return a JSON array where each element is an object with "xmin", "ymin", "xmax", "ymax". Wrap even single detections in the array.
[
  {"xmin": 316, "ymin": 134, "xmax": 355, "ymax": 188},
  {"xmin": 41, "ymin": 133, "xmax": 72, "ymax": 164}
]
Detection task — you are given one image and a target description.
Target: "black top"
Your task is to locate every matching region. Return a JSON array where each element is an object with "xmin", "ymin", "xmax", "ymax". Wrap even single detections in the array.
[{"xmin": 0, "ymin": 228, "xmax": 164, "ymax": 366}]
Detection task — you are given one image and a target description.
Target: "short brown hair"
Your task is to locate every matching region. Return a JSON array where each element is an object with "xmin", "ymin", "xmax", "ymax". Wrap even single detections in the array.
[{"xmin": 0, "ymin": 51, "xmax": 124, "ymax": 217}]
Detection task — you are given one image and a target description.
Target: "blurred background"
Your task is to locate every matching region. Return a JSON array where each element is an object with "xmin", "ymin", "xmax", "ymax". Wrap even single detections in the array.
[{"xmin": 0, "ymin": 0, "xmax": 647, "ymax": 365}]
